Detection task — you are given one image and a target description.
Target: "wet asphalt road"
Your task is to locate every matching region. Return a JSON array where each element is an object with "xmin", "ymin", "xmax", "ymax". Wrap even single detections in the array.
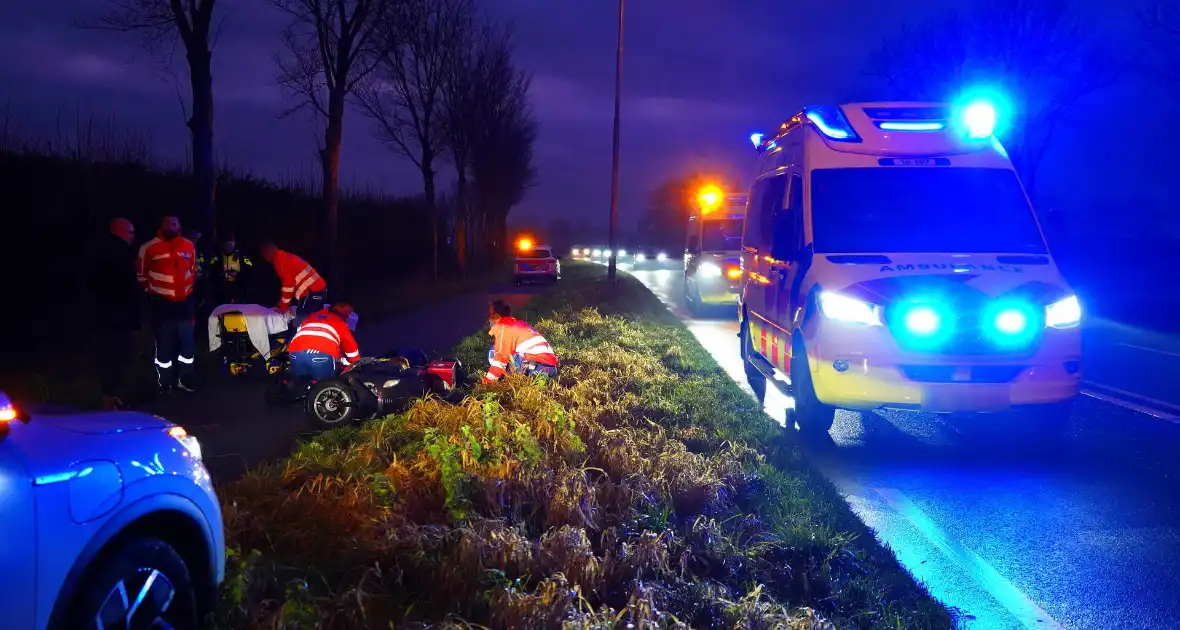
[
  {"xmin": 625, "ymin": 265, "xmax": 1180, "ymax": 630},
  {"xmin": 144, "ymin": 284, "xmax": 532, "ymax": 481}
]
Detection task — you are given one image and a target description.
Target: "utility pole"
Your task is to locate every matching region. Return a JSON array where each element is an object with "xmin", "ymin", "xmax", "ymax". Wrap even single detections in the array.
[{"xmin": 607, "ymin": 0, "xmax": 624, "ymax": 283}]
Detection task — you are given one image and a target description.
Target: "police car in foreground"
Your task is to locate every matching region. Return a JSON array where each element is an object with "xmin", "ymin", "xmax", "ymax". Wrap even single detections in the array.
[
  {"xmin": 738, "ymin": 99, "xmax": 1081, "ymax": 436},
  {"xmin": 0, "ymin": 391, "xmax": 224, "ymax": 629}
]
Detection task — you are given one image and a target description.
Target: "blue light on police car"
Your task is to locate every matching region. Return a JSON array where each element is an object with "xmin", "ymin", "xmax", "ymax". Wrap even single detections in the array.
[{"xmin": 962, "ymin": 101, "xmax": 997, "ymax": 138}]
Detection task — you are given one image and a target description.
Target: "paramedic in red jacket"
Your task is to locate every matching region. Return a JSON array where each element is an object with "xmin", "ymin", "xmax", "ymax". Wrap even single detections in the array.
[
  {"xmin": 136, "ymin": 215, "xmax": 198, "ymax": 394},
  {"xmin": 287, "ymin": 301, "xmax": 360, "ymax": 380},
  {"xmin": 483, "ymin": 299, "xmax": 558, "ymax": 384},
  {"xmin": 260, "ymin": 241, "xmax": 327, "ymax": 328}
]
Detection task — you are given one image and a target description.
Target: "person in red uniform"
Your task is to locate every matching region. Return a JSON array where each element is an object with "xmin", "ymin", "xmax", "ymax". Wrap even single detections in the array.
[
  {"xmin": 259, "ymin": 241, "xmax": 327, "ymax": 329},
  {"xmin": 484, "ymin": 299, "xmax": 558, "ymax": 384},
  {"xmin": 136, "ymin": 215, "xmax": 198, "ymax": 394},
  {"xmin": 287, "ymin": 300, "xmax": 360, "ymax": 380}
]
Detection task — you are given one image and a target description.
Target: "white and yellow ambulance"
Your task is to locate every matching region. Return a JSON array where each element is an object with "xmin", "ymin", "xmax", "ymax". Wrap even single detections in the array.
[{"xmin": 738, "ymin": 101, "xmax": 1081, "ymax": 435}]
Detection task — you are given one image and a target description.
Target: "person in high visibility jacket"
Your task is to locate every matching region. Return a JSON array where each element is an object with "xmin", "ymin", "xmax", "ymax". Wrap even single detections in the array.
[
  {"xmin": 136, "ymin": 215, "xmax": 198, "ymax": 394},
  {"xmin": 260, "ymin": 241, "xmax": 327, "ymax": 328},
  {"xmin": 207, "ymin": 232, "xmax": 254, "ymax": 305},
  {"xmin": 484, "ymin": 299, "xmax": 558, "ymax": 383},
  {"xmin": 287, "ymin": 300, "xmax": 360, "ymax": 380}
]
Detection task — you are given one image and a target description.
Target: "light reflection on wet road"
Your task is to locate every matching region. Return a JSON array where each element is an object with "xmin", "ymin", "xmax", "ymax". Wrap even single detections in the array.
[{"xmin": 626, "ymin": 264, "xmax": 1180, "ymax": 630}]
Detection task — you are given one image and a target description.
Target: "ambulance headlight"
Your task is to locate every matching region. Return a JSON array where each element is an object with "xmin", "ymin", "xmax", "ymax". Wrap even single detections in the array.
[
  {"xmin": 1045, "ymin": 295, "xmax": 1081, "ymax": 329},
  {"xmin": 698, "ymin": 262, "xmax": 722, "ymax": 278},
  {"xmin": 819, "ymin": 292, "xmax": 880, "ymax": 326}
]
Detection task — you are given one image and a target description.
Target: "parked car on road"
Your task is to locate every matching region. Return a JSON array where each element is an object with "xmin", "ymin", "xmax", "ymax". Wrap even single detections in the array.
[
  {"xmin": 0, "ymin": 390, "xmax": 224, "ymax": 630},
  {"xmin": 514, "ymin": 244, "xmax": 561, "ymax": 285}
]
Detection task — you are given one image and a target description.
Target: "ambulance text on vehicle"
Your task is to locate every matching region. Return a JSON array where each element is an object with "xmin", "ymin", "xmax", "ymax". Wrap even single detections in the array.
[
  {"xmin": 684, "ymin": 185, "xmax": 747, "ymax": 313},
  {"xmin": 738, "ymin": 100, "xmax": 1081, "ymax": 435}
]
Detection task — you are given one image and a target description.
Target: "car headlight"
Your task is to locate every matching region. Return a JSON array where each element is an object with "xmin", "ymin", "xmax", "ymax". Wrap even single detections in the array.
[
  {"xmin": 819, "ymin": 292, "xmax": 881, "ymax": 326},
  {"xmin": 698, "ymin": 262, "xmax": 722, "ymax": 277},
  {"xmin": 656, "ymin": 252, "xmax": 667, "ymax": 261},
  {"xmin": 168, "ymin": 426, "xmax": 203, "ymax": 460},
  {"xmin": 636, "ymin": 253, "xmax": 646, "ymax": 261},
  {"xmin": 618, "ymin": 249, "xmax": 627, "ymax": 256},
  {"xmin": 1045, "ymin": 295, "xmax": 1081, "ymax": 329}
]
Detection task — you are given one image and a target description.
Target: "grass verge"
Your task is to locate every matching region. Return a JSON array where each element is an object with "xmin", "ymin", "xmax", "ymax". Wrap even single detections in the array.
[{"xmin": 213, "ymin": 262, "xmax": 953, "ymax": 629}]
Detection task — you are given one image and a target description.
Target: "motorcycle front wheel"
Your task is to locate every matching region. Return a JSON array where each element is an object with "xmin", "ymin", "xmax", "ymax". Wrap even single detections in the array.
[{"xmin": 306, "ymin": 381, "xmax": 359, "ymax": 429}]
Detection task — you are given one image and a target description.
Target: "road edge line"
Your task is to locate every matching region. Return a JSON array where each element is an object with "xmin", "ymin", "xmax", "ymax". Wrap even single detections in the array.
[{"xmin": 873, "ymin": 487, "xmax": 1066, "ymax": 630}]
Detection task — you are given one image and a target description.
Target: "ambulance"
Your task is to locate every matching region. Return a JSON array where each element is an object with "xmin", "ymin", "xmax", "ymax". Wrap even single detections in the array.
[
  {"xmin": 684, "ymin": 189, "xmax": 747, "ymax": 313},
  {"xmin": 738, "ymin": 101, "xmax": 1081, "ymax": 436}
]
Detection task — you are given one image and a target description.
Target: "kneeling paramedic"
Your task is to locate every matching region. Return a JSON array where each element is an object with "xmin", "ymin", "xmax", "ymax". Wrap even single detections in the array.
[
  {"xmin": 484, "ymin": 299, "xmax": 558, "ymax": 384},
  {"xmin": 288, "ymin": 301, "xmax": 360, "ymax": 380},
  {"xmin": 260, "ymin": 241, "xmax": 327, "ymax": 329}
]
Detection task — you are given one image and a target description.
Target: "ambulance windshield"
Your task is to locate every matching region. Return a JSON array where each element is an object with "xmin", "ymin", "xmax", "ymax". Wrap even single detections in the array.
[
  {"xmin": 701, "ymin": 218, "xmax": 744, "ymax": 252},
  {"xmin": 810, "ymin": 167, "xmax": 1047, "ymax": 254}
]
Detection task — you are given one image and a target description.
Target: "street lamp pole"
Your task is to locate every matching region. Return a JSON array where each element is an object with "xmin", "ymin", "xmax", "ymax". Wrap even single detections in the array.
[{"xmin": 607, "ymin": 0, "xmax": 624, "ymax": 283}]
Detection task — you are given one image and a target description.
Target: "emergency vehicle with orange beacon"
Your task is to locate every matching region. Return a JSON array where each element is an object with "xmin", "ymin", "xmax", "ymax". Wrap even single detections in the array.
[
  {"xmin": 513, "ymin": 238, "xmax": 560, "ymax": 285},
  {"xmin": 738, "ymin": 99, "xmax": 1082, "ymax": 435},
  {"xmin": 684, "ymin": 187, "xmax": 747, "ymax": 314}
]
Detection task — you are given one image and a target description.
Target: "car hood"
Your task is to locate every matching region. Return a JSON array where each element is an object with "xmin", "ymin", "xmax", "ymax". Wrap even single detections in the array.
[{"xmin": 33, "ymin": 410, "xmax": 173, "ymax": 435}]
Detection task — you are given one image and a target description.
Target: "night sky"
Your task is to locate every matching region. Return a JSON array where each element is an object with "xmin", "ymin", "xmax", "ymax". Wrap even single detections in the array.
[{"xmin": 1, "ymin": 0, "xmax": 1175, "ymax": 236}]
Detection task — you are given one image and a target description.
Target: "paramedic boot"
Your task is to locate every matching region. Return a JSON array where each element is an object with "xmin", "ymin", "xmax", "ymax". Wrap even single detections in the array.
[{"xmin": 177, "ymin": 377, "xmax": 197, "ymax": 393}]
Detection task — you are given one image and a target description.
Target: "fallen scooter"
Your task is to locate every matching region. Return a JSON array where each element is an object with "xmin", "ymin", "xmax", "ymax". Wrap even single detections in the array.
[{"xmin": 268, "ymin": 349, "xmax": 470, "ymax": 430}]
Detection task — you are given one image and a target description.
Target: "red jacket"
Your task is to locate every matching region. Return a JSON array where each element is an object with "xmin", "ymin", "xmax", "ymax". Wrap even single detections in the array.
[
  {"xmin": 136, "ymin": 233, "xmax": 197, "ymax": 301},
  {"xmin": 273, "ymin": 249, "xmax": 326, "ymax": 311},
  {"xmin": 485, "ymin": 317, "xmax": 557, "ymax": 381},
  {"xmin": 288, "ymin": 309, "xmax": 360, "ymax": 363}
]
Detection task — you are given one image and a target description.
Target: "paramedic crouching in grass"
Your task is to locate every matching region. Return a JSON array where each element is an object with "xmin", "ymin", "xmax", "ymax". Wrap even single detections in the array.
[
  {"xmin": 287, "ymin": 300, "xmax": 360, "ymax": 380},
  {"xmin": 484, "ymin": 299, "xmax": 558, "ymax": 384}
]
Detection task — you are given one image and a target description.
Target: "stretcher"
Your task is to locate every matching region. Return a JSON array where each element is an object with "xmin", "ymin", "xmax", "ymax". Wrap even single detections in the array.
[{"xmin": 208, "ymin": 304, "xmax": 294, "ymax": 375}]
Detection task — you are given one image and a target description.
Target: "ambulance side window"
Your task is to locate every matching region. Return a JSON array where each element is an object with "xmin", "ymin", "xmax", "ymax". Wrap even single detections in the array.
[
  {"xmin": 755, "ymin": 176, "xmax": 787, "ymax": 251},
  {"xmin": 772, "ymin": 174, "xmax": 803, "ymax": 261},
  {"xmin": 743, "ymin": 182, "xmax": 765, "ymax": 248}
]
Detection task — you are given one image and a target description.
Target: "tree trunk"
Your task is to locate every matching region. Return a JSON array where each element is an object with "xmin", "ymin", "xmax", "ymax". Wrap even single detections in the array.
[
  {"xmin": 186, "ymin": 47, "xmax": 216, "ymax": 240},
  {"xmin": 422, "ymin": 161, "xmax": 438, "ymax": 282},
  {"xmin": 321, "ymin": 89, "xmax": 346, "ymax": 292},
  {"xmin": 455, "ymin": 168, "xmax": 468, "ymax": 278}
]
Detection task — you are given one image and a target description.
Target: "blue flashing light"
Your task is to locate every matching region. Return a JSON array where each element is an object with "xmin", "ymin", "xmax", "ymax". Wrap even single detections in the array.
[
  {"xmin": 804, "ymin": 106, "xmax": 862, "ymax": 143},
  {"xmin": 982, "ymin": 299, "xmax": 1041, "ymax": 348},
  {"xmin": 962, "ymin": 102, "xmax": 996, "ymax": 138},
  {"xmin": 879, "ymin": 121, "xmax": 946, "ymax": 132},
  {"xmin": 889, "ymin": 299, "xmax": 955, "ymax": 348},
  {"xmin": 750, "ymin": 132, "xmax": 764, "ymax": 148},
  {"xmin": 904, "ymin": 306, "xmax": 941, "ymax": 335}
]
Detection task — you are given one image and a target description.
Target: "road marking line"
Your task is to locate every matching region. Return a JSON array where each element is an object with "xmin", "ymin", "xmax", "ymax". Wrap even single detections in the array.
[
  {"xmin": 873, "ymin": 487, "xmax": 1065, "ymax": 630},
  {"xmin": 1082, "ymin": 382, "xmax": 1180, "ymax": 421},
  {"xmin": 1115, "ymin": 342, "xmax": 1180, "ymax": 358}
]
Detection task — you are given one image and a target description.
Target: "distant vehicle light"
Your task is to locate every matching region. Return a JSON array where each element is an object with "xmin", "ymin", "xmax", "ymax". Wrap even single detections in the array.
[
  {"xmin": 516, "ymin": 237, "xmax": 533, "ymax": 252},
  {"xmin": 697, "ymin": 183, "xmax": 725, "ymax": 213},
  {"xmin": 962, "ymin": 101, "xmax": 996, "ymax": 138},
  {"xmin": 592, "ymin": 249, "xmax": 602, "ymax": 257},
  {"xmin": 656, "ymin": 252, "xmax": 667, "ymax": 261},
  {"xmin": 618, "ymin": 249, "xmax": 627, "ymax": 256},
  {"xmin": 635, "ymin": 253, "xmax": 646, "ymax": 262},
  {"xmin": 604, "ymin": 250, "xmax": 613, "ymax": 257}
]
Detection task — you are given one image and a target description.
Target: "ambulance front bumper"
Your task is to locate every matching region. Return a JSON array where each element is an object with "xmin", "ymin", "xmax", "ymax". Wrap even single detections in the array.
[{"xmin": 809, "ymin": 324, "xmax": 1082, "ymax": 413}]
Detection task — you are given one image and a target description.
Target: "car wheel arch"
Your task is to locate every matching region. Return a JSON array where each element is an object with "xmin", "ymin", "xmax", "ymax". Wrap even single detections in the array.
[{"xmin": 45, "ymin": 494, "xmax": 219, "ymax": 630}]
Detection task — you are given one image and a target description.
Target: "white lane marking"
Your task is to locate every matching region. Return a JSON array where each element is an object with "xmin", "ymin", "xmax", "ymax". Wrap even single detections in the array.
[
  {"xmin": 1115, "ymin": 342, "xmax": 1180, "ymax": 359},
  {"xmin": 1081, "ymin": 382, "xmax": 1180, "ymax": 422},
  {"xmin": 874, "ymin": 487, "xmax": 1066, "ymax": 630}
]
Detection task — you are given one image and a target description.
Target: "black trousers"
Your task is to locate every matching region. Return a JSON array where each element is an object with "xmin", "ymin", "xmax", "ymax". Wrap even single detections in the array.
[
  {"xmin": 150, "ymin": 298, "xmax": 196, "ymax": 387},
  {"xmin": 94, "ymin": 328, "xmax": 136, "ymax": 398}
]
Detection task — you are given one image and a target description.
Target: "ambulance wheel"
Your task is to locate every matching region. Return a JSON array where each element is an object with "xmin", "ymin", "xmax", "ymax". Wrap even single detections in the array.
[
  {"xmin": 787, "ymin": 340, "xmax": 835, "ymax": 436},
  {"xmin": 306, "ymin": 381, "xmax": 358, "ymax": 429}
]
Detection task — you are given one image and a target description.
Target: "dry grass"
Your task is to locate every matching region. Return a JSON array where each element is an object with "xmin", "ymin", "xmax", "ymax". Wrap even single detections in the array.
[{"xmin": 212, "ymin": 263, "xmax": 954, "ymax": 629}]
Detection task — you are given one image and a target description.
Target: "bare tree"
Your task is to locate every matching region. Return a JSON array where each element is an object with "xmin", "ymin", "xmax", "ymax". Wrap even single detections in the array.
[
  {"xmin": 468, "ymin": 57, "xmax": 537, "ymax": 269},
  {"xmin": 356, "ymin": 0, "xmax": 474, "ymax": 281},
  {"xmin": 440, "ymin": 24, "xmax": 510, "ymax": 276},
  {"xmin": 82, "ymin": 0, "xmax": 220, "ymax": 237},
  {"xmin": 1138, "ymin": 1, "xmax": 1180, "ymax": 81},
  {"xmin": 866, "ymin": 0, "xmax": 1124, "ymax": 194},
  {"xmin": 270, "ymin": 0, "xmax": 388, "ymax": 288}
]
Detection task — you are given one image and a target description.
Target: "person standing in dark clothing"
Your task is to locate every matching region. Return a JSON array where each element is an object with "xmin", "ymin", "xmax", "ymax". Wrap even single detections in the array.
[
  {"xmin": 91, "ymin": 217, "xmax": 141, "ymax": 409},
  {"xmin": 207, "ymin": 232, "xmax": 254, "ymax": 306}
]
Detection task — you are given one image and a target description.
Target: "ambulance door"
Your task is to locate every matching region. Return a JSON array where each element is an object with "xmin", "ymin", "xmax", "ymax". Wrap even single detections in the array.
[
  {"xmin": 768, "ymin": 170, "xmax": 806, "ymax": 373},
  {"xmin": 745, "ymin": 174, "xmax": 787, "ymax": 362}
]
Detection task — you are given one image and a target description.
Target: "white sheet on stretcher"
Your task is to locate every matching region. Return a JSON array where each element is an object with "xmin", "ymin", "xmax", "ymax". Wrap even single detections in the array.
[{"xmin": 207, "ymin": 304, "xmax": 294, "ymax": 357}]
